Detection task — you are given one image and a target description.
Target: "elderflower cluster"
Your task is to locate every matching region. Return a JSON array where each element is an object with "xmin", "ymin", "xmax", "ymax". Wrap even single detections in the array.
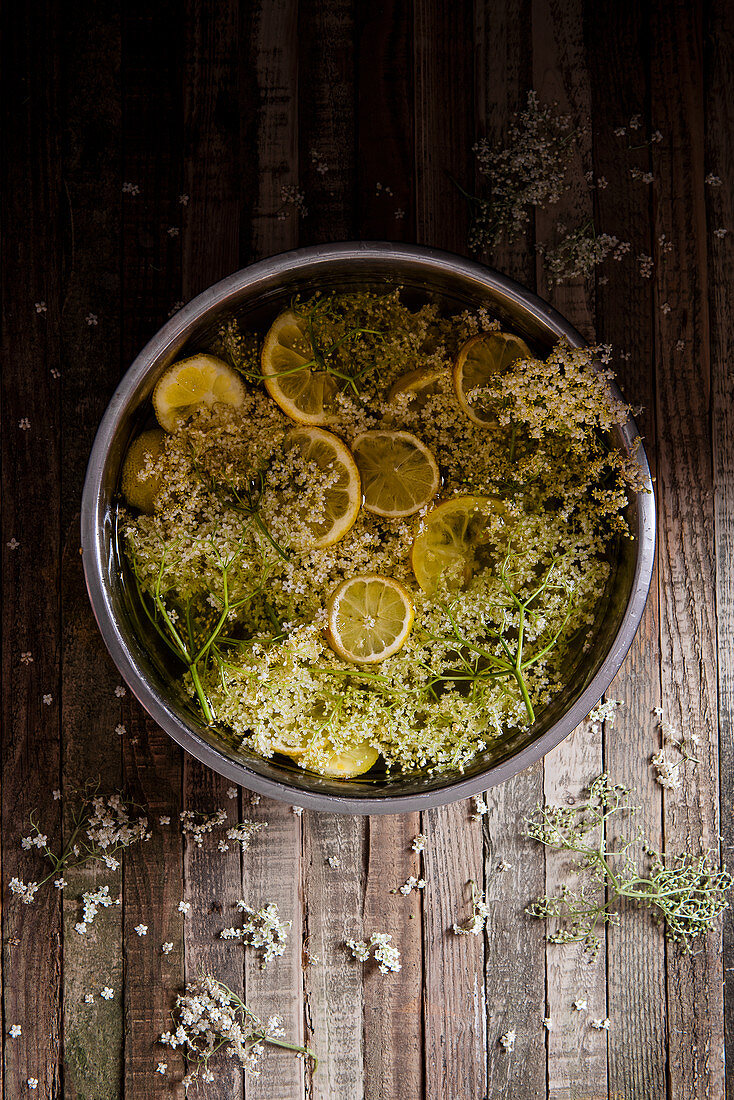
[
  {"xmin": 471, "ymin": 91, "xmax": 574, "ymax": 249},
  {"xmin": 452, "ymin": 879, "xmax": 490, "ymax": 936},
  {"xmin": 75, "ymin": 884, "xmax": 118, "ymax": 934},
  {"xmin": 220, "ymin": 901, "xmax": 290, "ymax": 968},
  {"xmin": 538, "ymin": 224, "xmax": 624, "ymax": 286},
  {"xmin": 225, "ymin": 820, "xmax": 268, "ymax": 851},
  {"xmin": 159, "ymin": 975, "xmax": 311, "ymax": 1086},
  {"xmin": 179, "ymin": 809, "xmax": 227, "ymax": 847},
  {"xmin": 586, "ymin": 698, "xmax": 623, "ymax": 736},
  {"xmin": 347, "ymin": 932, "xmax": 402, "ymax": 974}
]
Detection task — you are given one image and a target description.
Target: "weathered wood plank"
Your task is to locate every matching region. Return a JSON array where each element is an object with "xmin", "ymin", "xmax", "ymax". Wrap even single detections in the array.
[
  {"xmin": 297, "ymin": 0, "xmax": 356, "ymax": 244},
  {"xmin": 120, "ymin": 6, "xmax": 186, "ymax": 1097},
  {"xmin": 352, "ymin": 4, "xmax": 423, "ymax": 1097},
  {"xmin": 1, "ymin": 4, "xmax": 64, "ymax": 1097},
  {"xmin": 413, "ymin": 0, "xmax": 474, "ymax": 255},
  {"xmin": 585, "ymin": 5, "xmax": 668, "ymax": 1098},
  {"xmin": 178, "ymin": 8, "xmax": 247, "ymax": 1098},
  {"xmin": 532, "ymin": 0, "xmax": 608, "ymax": 1095},
  {"xmin": 240, "ymin": 4, "xmax": 305, "ymax": 1098},
  {"xmin": 244, "ymin": 0, "xmax": 300, "ymax": 261},
  {"xmin": 474, "ymin": 4, "xmax": 548, "ymax": 1096},
  {"xmin": 650, "ymin": 3, "xmax": 724, "ymax": 1097},
  {"xmin": 295, "ymin": 7, "xmax": 366, "ymax": 1099},
  {"xmin": 356, "ymin": 0, "xmax": 415, "ymax": 241},
  {"xmin": 303, "ymin": 811, "xmax": 366, "ymax": 1100},
  {"xmin": 705, "ymin": 4, "xmax": 734, "ymax": 1094},
  {"xmin": 56, "ymin": 4, "xmax": 125, "ymax": 1095},
  {"xmin": 413, "ymin": 4, "xmax": 485, "ymax": 1098}
]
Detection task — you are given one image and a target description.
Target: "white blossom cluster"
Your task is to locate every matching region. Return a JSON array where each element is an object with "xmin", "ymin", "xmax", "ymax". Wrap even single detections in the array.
[
  {"xmin": 220, "ymin": 901, "xmax": 290, "ymax": 968},
  {"xmin": 224, "ymin": 820, "xmax": 268, "ymax": 851},
  {"xmin": 586, "ymin": 698, "xmax": 623, "ymax": 736},
  {"xmin": 452, "ymin": 879, "xmax": 490, "ymax": 937},
  {"xmin": 346, "ymin": 932, "xmax": 402, "ymax": 974},
  {"xmin": 179, "ymin": 809, "xmax": 227, "ymax": 847},
  {"xmin": 159, "ymin": 976, "xmax": 305, "ymax": 1086},
  {"xmin": 75, "ymin": 884, "xmax": 118, "ymax": 935}
]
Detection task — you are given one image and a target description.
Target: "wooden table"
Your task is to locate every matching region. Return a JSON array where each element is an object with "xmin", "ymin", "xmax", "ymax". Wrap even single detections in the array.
[{"xmin": 3, "ymin": 1, "xmax": 732, "ymax": 1097}]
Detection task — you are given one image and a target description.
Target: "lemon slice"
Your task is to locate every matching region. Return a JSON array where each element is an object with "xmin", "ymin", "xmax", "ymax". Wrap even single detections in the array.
[
  {"xmin": 317, "ymin": 740, "xmax": 380, "ymax": 778},
  {"xmin": 453, "ymin": 331, "xmax": 532, "ymax": 426},
  {"xmin": 261, "ymin": 309, "xmax": 339, "ymax": 425},
  {"xmin": 285, "ymin": 427, "xmax": 361, "ymax": 548},
  {"xmin": 152, "ymin": 353, "xmax": 246, "ymax": 432},
  {"xmin": 326, "ymin": 574, "xmax": 414, "ymax": 663},
  {"xmin": 121, "ymin": 429, "xmax": 165, "ymax": 513},
  {"xmin": 351, "ymin": 430, "xmax": 440, "ymax": 518},
  {"xmin": 411, "ymin": 495, "xmax": 511, "ymax": 594},
  {"xmin": 387, "ymin": 365, "xmax": 449, "ymax": 407}
]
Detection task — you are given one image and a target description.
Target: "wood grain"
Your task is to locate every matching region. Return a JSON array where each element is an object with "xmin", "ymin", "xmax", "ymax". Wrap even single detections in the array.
[
  {"xmin": 413, "ymin": 5, "xmax": 486, "ymax": 1099},
  {"xmin": 1, "ymin": 5, "xmax": 64, "ymax": 1098},
  {"xmin": 56, "ymin": 6, "xmax": 126, "ymax": 1095},
  {"xmin": 474, "ymin": 4, "xmax": 548, "ymax": 1096},
  {"xmin": 650, "ymin": 3, "xmax": 724, "ymax": 1097},
  {"xmin": 353, "ymin": 6, "xmax": 423, "ymax": 1098},
  {"xmin": 533, "ymin": 1, "xmax": 609, "ymax": 1095},
  {"xmin": 705, "ymin": 4, "xmax": 734, "ymax": 1094},
  {"xmin": 120, "ymin": 6, "xmax": 186, "ymax": 1097},
  {"xmin": 585, "ymin": 5, "xmax": 668, "ymax": 1098}
]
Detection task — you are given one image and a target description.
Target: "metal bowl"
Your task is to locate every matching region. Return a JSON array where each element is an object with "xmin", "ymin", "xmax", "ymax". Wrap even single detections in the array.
[{"xmin": 81, "ymin": 242, "xmax": 655, "ymax": 813}]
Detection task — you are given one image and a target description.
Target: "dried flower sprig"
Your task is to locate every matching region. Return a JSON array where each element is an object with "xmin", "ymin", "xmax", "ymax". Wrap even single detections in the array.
[
  {"xmin": 525, "ymin": 774, "xmax": 732, "ymax": 955},
  {"xmin": 159, "ymin": 975, "xmax": 316, "ymax": 1090},
  {"xmin": 9, "ymin": 788, "xmax": 151, "ymax": 904},
  {"xmin": 346, "ymin": 933, "xmax": 402, "ymax": 973}
]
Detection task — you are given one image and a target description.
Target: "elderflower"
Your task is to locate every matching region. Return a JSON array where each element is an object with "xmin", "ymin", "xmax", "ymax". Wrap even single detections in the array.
[
  {"xmin": 591, "ymin": 1017, "xmax": 610, "ymax": 1029},
  {"xmin": 156, "ymin": 1062, "xmax": 167, "ymax": 1074},
  {"xmin": 347, "ymin": 932, "xmax": 401, "ymax": 974},
  {"xmin": 573, "ymin": 999, "xmax": 588, "ymax": 1011},
  {"xmin": 499, "ymin": 1030, "xmax": 516, "ymax": 1052},
  {"xmin": 100, "ymin": 987, "xmax": 114, "ymax": 1000},
  {"xmin": 159, "ymin": 976, "xmax": 314, "ymax": 1084},
  {"xmin": 538, "ymin": 223, "xmax": 620, "ymax": 285},
  {"xmin": 8, "ymin": 1024, "xmax": 21, "ymax": 1038},
  {"xmin": 220, "ymin": 901, "xmax": 290, "ymax": 968},
  {"xmin": 470, "ymin": 794, "xmax": 488, "ymax": 819},
  {"xmin": 27, "ymin": 1079, "xmax": 38, "ymax": 1090},
  {"xmin": 471, "ymin": 90, "xmax": 574, "ymax": 249},
  {"xmin": 77, "ymin": 884, "xmax": 115, "ymax": 930},
  {"xmin": 453, "ymin": 879, "xmax": 490, "ymax": 936},
  {"xmin": 134, "ymin": 924, "xmax": 148, "ymax": 936},
  {"xmin": 162, "ymin": 942, "xmax": 174, "ymax": 954},
  {"xmin": 179, "ymin": 808, "xmax": 227, "ymax": 846},
  {"xmin": 178, "ymin": 901, "xmax": 191, "ymax": 915},
  {"xmin": 587, "ymin": 698, "xmax": 622, "ymax": 735},
  {"xmin": 412, "ymin": 833, "xmax": 427, "ymax": 852},
  {"xmin": 393, "ymin": 876, "xmax": 426, "ymax": 895},
  {"xmin": 225, "ymin": 820, "xmax": 267, "ymax": 851}
]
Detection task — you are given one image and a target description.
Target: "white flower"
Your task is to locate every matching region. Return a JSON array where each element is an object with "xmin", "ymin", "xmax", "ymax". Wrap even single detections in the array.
[
  {"xmin": 591, "ymin": 1017, "xmax": 610, "ymax": 1030},
  {"xmin": 660, "ymin": 302, "xmax": 672, "ymax": 315},
  {"xmin": 227, "ymin": 786, "xmax": 238, "ymax": 799},
  {"xmin": 18, "ymin": 419, "xmax": 30, "ymax": 431},
  {"xmin": 134, "ymin": 924, "xmax": 148, "ymax": 936},
  {"xmin": 573, "ymin": 999, "xmax": 587, "ymax": 1011},
  {"xmin": 159, "ymin": 816, "xmax": 171, "ymax": 825},
  {"xmin": 162, "ymin": 942, "xmax": 174, "ymax": 954},
  {"xmin": 543, "ymin": 1017, "xmax": 552, "ymax": 1030},
  {"xmin": 292, "ymin": 805, "xmax": 303, "ymax": 816},
  {"xmin": 178, "ymin": 901, "xmax": 191, "ymax": 915},
  {"xmin": 8, "ymin": 1024, "xmax": 21, "ymax": 1038},
  {"xmin": 629, "ymin": 113, "xmax": 642, "ymax": 129},
  {"xmin": 35, "ymin": 301, "xmax": 47, "ymax": 313},
  {"xmin": 499, "ymin": 1030, "xmax": 516, "ymax": 1051},
  {"xmin": 115, "ymin": 724, "xmax": 126, "ymax": 736},
  {"xmin": 115, "ymin": 685, "xmax": 126, "ymax": 697},
  {"xmin": 101, "ymin": 987, "xmax": 114, "ymax": 1000},
  {"xmin": 7, "ymin": 538, "xmax": 20, "ymax": 550},
  {"xmin": 613, "ymin": 126, "xmax": 626, "ymax": 137},
  {"xmin": 84, "ymin": 993, "xmax": 95, "ymax": 1004},
  {"xmin": 122, "ymin": 182, "xmax": 140, "ymax": 195},
  {"xmin": 156, "ymin": 1062, "xmax": 168, "ymax": 1074},
  {"xmin": 715, "ymin": 227, "xmax": 729, "ymax": 239},
  {"xmin": 178, "ymin": 193, "xmax": 190, "ymax": 205},
  {"xmin": 327, "ymin": 855, "xmax": 341, "ymax": 868},
  {"xmin": 27, "ymin": 1079, "xmax": 38, "ymax": 1090},
  {"xmin": 705, "ymin": 173, "xmax": 722, "ymax": 186},
  {"xmin": 85, "ymin": 313, "xmax": 98, "ymax": 326},
  {"xmin": 167, "ymin": 227, "xmax": 180, "ymax": 238},
  {"xmin": 53, "ymin": 878, "xmax": 66, "ymax": 889},
  {"xmin": 470, "ymin": 793, "xmax": 488, "ymax": 819},
  {"xmin": 20, "ymin": 651, "xmax": 33, "ymax": 664},
  {"xmin": 50, "ymin": 367, "xmax": 61, "ymax": 379}
]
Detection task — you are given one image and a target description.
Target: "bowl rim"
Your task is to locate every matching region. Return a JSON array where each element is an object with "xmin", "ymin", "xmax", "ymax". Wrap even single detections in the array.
[{"xmin": 81, "ymin": 241, "xmax": 656, "ymax": 814}]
